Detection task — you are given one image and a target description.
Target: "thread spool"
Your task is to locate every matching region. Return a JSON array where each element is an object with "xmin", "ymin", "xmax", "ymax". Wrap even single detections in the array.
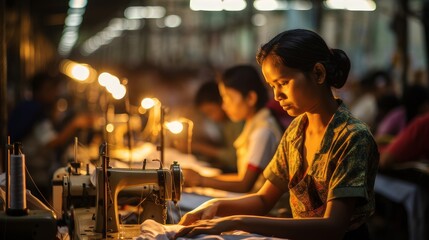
[{"xmin": 6, "ymin": 142, "xmax": 28, "ymax": 216}]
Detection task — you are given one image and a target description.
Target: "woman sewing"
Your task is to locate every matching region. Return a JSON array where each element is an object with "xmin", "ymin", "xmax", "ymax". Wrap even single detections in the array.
[
  {"xmin": 175, "ymin": 29, "xmax": 379, "ymax": 240},
  {"xmin": 184, "ymin": 65, "xmax": 283, "ymax": 193}
]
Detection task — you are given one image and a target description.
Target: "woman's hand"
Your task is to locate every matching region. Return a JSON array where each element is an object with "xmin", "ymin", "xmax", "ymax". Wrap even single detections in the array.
[
  {"xmin": 175, "ymin": 216, "xmax": 239, "ymax": 239},
  {"xmin": 182, "ymin": 168, "xmax": 202, "ymax": 187},
  {"xmin": 178, "ymin": 199, "xmax": 220, "ymax": 226}
]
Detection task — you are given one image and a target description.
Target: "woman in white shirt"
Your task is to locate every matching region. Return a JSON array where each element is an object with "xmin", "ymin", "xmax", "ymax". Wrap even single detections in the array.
[{"xmin": 184, "ymin": 65, "xmax": 283, "ymax": 193}]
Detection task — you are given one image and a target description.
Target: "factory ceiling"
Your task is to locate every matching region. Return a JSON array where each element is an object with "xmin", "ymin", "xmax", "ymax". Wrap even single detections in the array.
[
  {"xmin": 6, "ymin": 0, "xmax": 323, "ymax": 59},
  {"xmin": 6, "ymin": 0, "xmax": 250, "ymax": 58},
  {"xmin": 4, "ymin": 0, "xmax": 428, "ymax": 72}
]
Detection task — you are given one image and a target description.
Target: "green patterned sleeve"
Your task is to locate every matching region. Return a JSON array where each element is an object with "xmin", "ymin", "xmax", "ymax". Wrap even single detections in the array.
[
  {"xmin": 328, "ymin": 127, "xmax": 379, "ymax": 203},
  {"xmin": 263, "ymin": 134, "xmax": 290, "ymax": 192}
]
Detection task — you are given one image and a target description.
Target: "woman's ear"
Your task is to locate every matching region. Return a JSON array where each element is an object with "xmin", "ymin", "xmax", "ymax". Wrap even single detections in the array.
[
  {"xmin": 313, "ymin": 63, "xmax": 327, "ymax": 84},
  {"xmin": 246, "ymin": 91, "xmax": 258, "ymax": 107}
]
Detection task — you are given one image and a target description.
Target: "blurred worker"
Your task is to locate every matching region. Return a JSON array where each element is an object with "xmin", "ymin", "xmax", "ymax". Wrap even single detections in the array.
[
  {"xmin": 7, "ymin": 72, "xmax": 95, "ymax": 201},
  {"xmin": 376, "ymin": 84, "xmax": 429, "ymax": 145},
  {"xmin": 349, "ymin": 69, "xmax": 398, "ymax": 132},
  {"xmin": 184, "ymin": 65, "xmax": 283, "ymax": 193},
  {"xmin": 379, "ymin": 112, "xmax": 429, "ymax": 169},
  {"xmin": 176, "ymin": 29, "xmax": 379, "ymax": 240},
  {"xmin": 192, "ymin": 81, "xmax": 244, "ymax": 173}
]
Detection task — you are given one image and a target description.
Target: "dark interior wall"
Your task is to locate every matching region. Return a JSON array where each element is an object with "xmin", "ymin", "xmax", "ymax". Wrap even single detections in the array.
[{"xmin": 1, "ymin": 1, "xmax": 59, "ymax": 172}]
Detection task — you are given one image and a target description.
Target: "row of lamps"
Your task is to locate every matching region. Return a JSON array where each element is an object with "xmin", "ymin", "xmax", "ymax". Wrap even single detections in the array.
[{"xmin": 60, "ymin": 59, "xmax": 194, "ymax": 165}]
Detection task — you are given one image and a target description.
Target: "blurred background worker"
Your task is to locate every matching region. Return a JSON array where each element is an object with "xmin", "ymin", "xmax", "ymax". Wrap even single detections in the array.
[
  {"xmin": 7, "ymin": 72, "xmax": 96, "ymax": 201},
  {"xmin": 379, "ymin": 112, "xmax": 429, "ymax": 169},
  {"xmin": 375, "ymin": 84, "xmax": 429, "ymax": 146},
  {"xmin": 191, "ymin": 81, "xmax": 244, "ymax": 173},
  {"xmin": 183, "ymin": 65, "xmax": 283, "ymax": 193},
  {"xmin": 349, "ymin": 69, "xmax": 399, "ymax": 132}
]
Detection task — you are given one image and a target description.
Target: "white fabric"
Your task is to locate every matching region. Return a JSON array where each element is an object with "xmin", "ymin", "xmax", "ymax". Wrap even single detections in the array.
[
  {"xmin": 34, "ymin": 119, "xmax": 58, "ymax": 145},
  {"xmin": 134, "ymin": 219, "xmax": 288, "ymax": 240}
]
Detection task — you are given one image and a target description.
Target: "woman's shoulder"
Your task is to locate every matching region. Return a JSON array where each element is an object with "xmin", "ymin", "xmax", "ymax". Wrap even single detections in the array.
[
  {"xmin": 329, "ymin": 102, "xmax": 375, "ymax": 140},
  {"xmin": 340, "ymin": 114, "xmax": 377, "ymax": 145},
  {"xmin": 278, "ymin": 113, "xmax": 306, "ymax": 143}
]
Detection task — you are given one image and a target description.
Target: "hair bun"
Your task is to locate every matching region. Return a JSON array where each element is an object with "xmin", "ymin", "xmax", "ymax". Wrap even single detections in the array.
[{"xmin": 329, "ymin": 49, "xmax": 351, "ymax": 88}]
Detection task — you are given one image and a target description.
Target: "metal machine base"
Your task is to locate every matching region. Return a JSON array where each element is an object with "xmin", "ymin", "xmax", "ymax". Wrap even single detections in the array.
[
  {"xmin": 72, "ymin": 208, "xmax": 141, "ymax": 240},
  {"xmin": 0, "ymin": 210, "xmax": 57, "ymax": 240}
]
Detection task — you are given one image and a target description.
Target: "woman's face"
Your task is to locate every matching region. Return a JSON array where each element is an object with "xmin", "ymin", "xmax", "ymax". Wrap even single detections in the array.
[
  {"xmin": 261, "ymin": 55, "xmax": 321, "ymax": 117},
  {"xmin": 198, "ymin": 102, "xmax": 226, "ymax": 123},
  {"xmin": 218, "ymin": 83, "xmax": 253, "ymax": 122}
]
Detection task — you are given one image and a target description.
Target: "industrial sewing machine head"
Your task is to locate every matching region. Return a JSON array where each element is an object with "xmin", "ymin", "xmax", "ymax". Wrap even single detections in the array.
[
  {"xmin": 70, "ymin": 142, "xmax": 183, "ymax": 239},
  {"xmin": 94, "ymin": 161, "xmax": 183, "ymax": 233}
]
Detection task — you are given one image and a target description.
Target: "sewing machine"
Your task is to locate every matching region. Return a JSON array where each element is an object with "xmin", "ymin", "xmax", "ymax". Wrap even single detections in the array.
[{"xmin": 66, "ymin": 145, "xmax": 183, "ymax": 239}]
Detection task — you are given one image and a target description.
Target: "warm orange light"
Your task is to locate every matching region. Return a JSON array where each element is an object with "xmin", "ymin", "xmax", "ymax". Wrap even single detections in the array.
[
  {"xmin": 141, "ymin": 98, "xmax": 159, "ymax": 109},
  {"xmin": 70, "ymin": 64, "xmax": 90, "ymax": 81},
  {"xmin": 106, "ymin": 123, "xmax": 115, "ymax": 133},
  {"xmin": 166, "ymin": 121, "xmax": 183, "ymax": 134}
]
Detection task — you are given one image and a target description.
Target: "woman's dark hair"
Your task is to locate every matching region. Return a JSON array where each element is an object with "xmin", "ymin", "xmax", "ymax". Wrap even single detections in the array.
[
  {"xmin": 256, "ymin": 29, "xmax": 351, "ymax": 89},
  {"xmin": 219, "ymin": 65, "xmax": 268, "ymax": 110},
  {"xmin": 194, "ymin": 81, "xmax": 222, "ymax": 107}
]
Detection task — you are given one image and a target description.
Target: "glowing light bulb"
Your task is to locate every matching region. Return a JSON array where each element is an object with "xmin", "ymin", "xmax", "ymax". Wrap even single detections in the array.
[
  {"xmin": 166, "ymin": 121, "xmax": 183, "ymax": 134},
  {"xmin": 141, "ymin": 98, "xmax": 156, "ymax": 109}
]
